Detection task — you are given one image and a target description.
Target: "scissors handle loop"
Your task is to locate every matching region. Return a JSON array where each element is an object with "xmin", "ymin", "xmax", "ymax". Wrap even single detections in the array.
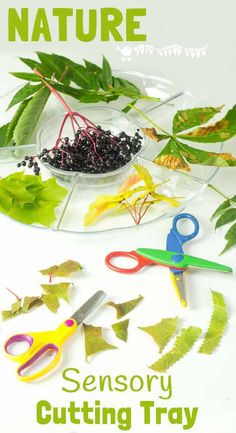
[
  {"xmin": 105, "ymin": 251, "xmax": 154, "ymax": 274},
  {"xmin": 172, "ymin": 213, "xmax": 199, "ymax": 244}
]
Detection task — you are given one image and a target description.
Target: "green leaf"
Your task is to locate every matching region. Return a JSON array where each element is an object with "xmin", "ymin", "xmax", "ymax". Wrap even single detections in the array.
[
  {"xmin": 107, "ymin": 295, "xmax": 144, "ymax": 319},
  {"xmin": 178, "ymin": 141, "xmax": 236, "ymax": 167},
  {"xmin": 7, "ymin": 83, "xmax": 42, "ymax": 111},
  {"xmin": 6, "ymin": 98, "xmax": 32, "ymax": 146},
  {"xmin": 0, "ymin": 172, "xmax": 68, "ymax": 227},
  {"xmin": 19, "ymin": 57, "xmax": 42, "ymax": 71},
  {"xmin": 154, "ymin": 138, "xmax": 191, "ymax": 171},
  {"xmin": 199, "ymin": 291, "xmax": 228, "ymax": 354},
  {"xmin": 100, "ymin": 56, "xmax": 113, "ymax": 90},
  {"xmin": 83, "ymin": 324, "xmax": 117, "ymax": 361},
  {"xmin": 36, "ymin": 52, "xmax": 63, "ymax": 81},
  {"xmin": 40, "ymin": 260, "xmax": 82, "ymax": 281},
  {"xmin": 42, "ymin": 294, "xmax": 60, "ymax": 313},
  {"xmin": 21, "ymin": 296, "xmax": 43, "ymax": 313},
  {"xmin": 221, "ymin": 223, "xmax": 236, "ymax": 254},
  {"xmin": 2, "ymin": 310, "xmax": 16, "ymax": 321},
  {"xmin": 139, "ymin": 317, "xmax": 179, "ymax": 353},
  {"xmin": 113, "ymin": 77, "xmax": 140, "ymax": 95},
  {"xmin": 172, "ymin": 106, "xmax": 223, "ymax": 134},
  {"xmin": 211, "ymin": 199, "xmax": 232, "ymax": 220},
  {"xmin": 13, "ymin": 87, "xmax": 50, "ymax": 145},
  {"xmin": 11, "ymin": 72, "xmax": 42, "ymax": 82},
  {"xmin": 63, "ymin": 58, "xmax": 94, "ymax": 89},
  {"xmin": 215, "ymin": 209, "xmax": 236, "ymax": 229},
  {"xmin": 177, "ymin": 105, "xmax": 236, "ymax": 143},
  {"xmin": 122, "ymin": 99, "xmax": 138, "ymax": 113},
  {"xmin": 150, "ymin": 326, "xmax": 202, "ymax": 372},
  {"xmin": 83, "ymin": 59, "xmax": 101, "ymax": 74},
  {"xmin": 0, "ymin": 124, "xmax": 10, "ymax": 147},
  {"xmin": 41, "ymin": 282, "xmax": 73, "ymax": 303},
  {"xmin": 112, "ymin": 319, "xmax": 129, "ymax": 342}
]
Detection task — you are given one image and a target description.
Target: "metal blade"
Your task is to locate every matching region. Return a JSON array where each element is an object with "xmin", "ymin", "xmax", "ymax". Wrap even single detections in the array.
[
  {"xmin": 71, "ymin": 291, "xmax": 106, "ymax": 325},
  {"xmin": 170, "ymin": 272, "xmax": 187, "ymax": 308}
]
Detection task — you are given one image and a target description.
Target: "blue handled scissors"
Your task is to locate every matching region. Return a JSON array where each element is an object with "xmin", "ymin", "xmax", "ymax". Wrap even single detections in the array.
[{"xmin": 166, "ymin": 213, "xmax": 199, "ymax": 307}]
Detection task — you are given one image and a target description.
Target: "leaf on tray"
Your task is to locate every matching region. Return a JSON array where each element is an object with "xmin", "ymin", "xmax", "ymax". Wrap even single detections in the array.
[
  {"xmin": 42, "ymin": 294, "xmax": 60, "ymax": 313},
  {"xmin": 139, "ymin": 317, "xmax": 179, "ymax": 353},
  {"xmin": 149, "ymin": 326, "xmax": 202, "ymax": 372},
  {"xmin": 13, "ymin": 86, "xmax": 50, "ymax": 145},
  {"xmin": 172, "ymin": 106, "xmax": 223, "ymax": 134},
  {"xmin": 84, "ymin": 194, "xmax": 122, "ymax": 226},
  {"xmin": 199, "ymin": 291, "xmax": 228, "ymax": 354},
  {"xmin": 0, "ymin": 172, "xmax": 68, "ymax": 227},
  {"xmin": 40, "ymin": 260, "xmax": 82, "ymax": 281},
  {"xmin": 83, "ymin": 324, "xmax": 117, "ymax": 361},
  {"xmin": 41, "ymin": 282, "xmax": 74, "ymax": 304},
  {"xmin": 112, "ymin": 319, "xmax": 129, "ymax": 342},
  {"xmin": 154, "ymin": 138, "xmax": 191, "ymax": 171},
  {"xmin": 177, "ymin": 105, "xmax": 236, "ymax": 143},
  {"xmin": 107, "ymin": 295, "xmax": 144, "ymax": 319}
]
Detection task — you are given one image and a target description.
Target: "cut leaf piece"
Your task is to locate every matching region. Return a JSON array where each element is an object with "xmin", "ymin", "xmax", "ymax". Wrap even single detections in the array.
[
  {"xmin": 107, "ymin": 295, "xmax": 144, "ymax": 319},
  {"xmin": 177, "ymin": 105, "xmax": 236, "ymax": 143},
  {"xmin": 41, "ymin": 283, "xmax": 74, "ymax": 304},
  {"xmin": 112, "ymin": 319, "xmax": 129, "ymax": 342},
  {"xmin": 150, "ymin": 326, "xmax": 202, "ymax": 372},
  {"xmin": 42, "ymin": 294, "xmax": 60, "ymax": 313},
  {"xmin": 199, "ymin": 291, "xmax": 228, "ymax": 354},
  {"xmin": 139, "ymin": 317, "xmax": 179, "ymax": 353},
  {"xmin": 21, "ymin": 296, "xmax": 43, "ymax": 313},
  {"xmin": 40, "ymin": 260, "xmax": 82, "ymax": 281},
  {"xmin": 83, "ymin": 324, "xmax": 117, "ymax": 361},
  {"xmin": 172, "ymin": 106, "xmax": 223, "ymax": 134}
]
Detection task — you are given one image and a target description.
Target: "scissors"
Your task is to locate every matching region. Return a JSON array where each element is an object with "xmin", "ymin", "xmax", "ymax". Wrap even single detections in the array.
[
  {"xmin": 4, "ymin": 290, "xmax": 106, "ymax": 382},
  {"xmin": 105, "ymin": 213, "xmax": 232, "ymax": 307}
]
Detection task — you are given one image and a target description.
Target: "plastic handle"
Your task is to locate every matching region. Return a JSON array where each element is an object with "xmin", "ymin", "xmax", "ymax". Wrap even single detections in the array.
[
  {"xmin": 172, "ymin": 213, "xmax": 199, "ymax": 244},
  {"xmin": 105, "ymin": 251, "xmax": 154, "ymax": 274}
]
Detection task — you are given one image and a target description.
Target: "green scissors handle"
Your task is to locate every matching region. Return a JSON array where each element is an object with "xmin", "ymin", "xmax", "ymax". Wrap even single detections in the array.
[{"xmin": 137, "ymin": 248, "xmax": 233, "ymax": 273}]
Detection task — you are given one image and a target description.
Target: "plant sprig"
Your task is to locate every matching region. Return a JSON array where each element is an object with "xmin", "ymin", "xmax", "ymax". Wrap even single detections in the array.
[
  {"xmin": 138, "ymin": 104, "xmax": 236, "ymax": 171},
  {"xmin": 0, "ymin": 53, "xmax": 160, "ymax": 148}
]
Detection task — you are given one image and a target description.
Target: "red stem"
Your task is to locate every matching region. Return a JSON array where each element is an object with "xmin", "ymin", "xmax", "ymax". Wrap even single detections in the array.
[{"xmin": 5, "ymin": 287, "xmax": 20, "ymax": 301}]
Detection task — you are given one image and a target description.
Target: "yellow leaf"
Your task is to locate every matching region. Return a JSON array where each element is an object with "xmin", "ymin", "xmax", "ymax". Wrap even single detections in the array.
[
  {"xmin": 154, "ymin": 154, "xmax": 190, "ymax": 171},
  {"xmin": 133, "ymin": 164, "xmax": 155, "ymax": 190},
  {"xmin": 119, "ymin": 173, "xmax": 141, "ymax": 193}
]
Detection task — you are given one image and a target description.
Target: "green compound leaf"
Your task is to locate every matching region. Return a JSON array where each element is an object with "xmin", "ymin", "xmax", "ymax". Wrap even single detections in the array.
[
  {"xmin": 199, "ymin": 291, "xmax": 228, "ymax": 354},
  {"xmin": 42, "ymin": 294, "xmax": 60, "ymax": 313},
  {"xmin": 40, "ymin": 260, "xmax": 82, "ymax": 281},
  {"xmin": 13, "ymin": 87, "xmax": 50, "ymax": 145},
  {"xmin": 172, "ymin": 106, "xmax": 223, "ymax": 134},
  {"xmin": 83, "ymin": 324, "xmax": 117, "ymax": 361},
  {"xmin": 177, "ymin": 105, "xmax": 236, "ymax": 143},
  {"xmin": 107, "ymin": 295, "xmax": 144, "ymax": 319},
  {"xmin": 150, "ymin": 326, "xmax": 202, "ymax": 372},
  {"xmin": 41, "ymin": 282, "xmax": 73, "ymax": 304},
  {"xmin": 7, "ymin": 82, "xmax": 42, "ymax": 111},
  {"xmin": 0, "ymin": 172, "xmax": 68, "ymax": 227},
  {"xmin": 112, "ymin": 319, "xmax": 129, "ymax": 342},
  {"xmin": 139, "ymin": 317, "xmax": 179, "ymax": 353}
]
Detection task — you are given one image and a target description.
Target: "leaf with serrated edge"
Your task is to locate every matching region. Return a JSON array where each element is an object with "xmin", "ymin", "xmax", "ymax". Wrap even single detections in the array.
[
  {"xmin": 83, "ymin": 324, "xmax": 117, "ymax": 361},
  {"xmin": 177, "ymin": 104, "xmax": 236, "ymax": 143},
  {"xmin": 7, "ymin": 83, "xmax": 42, "ymax": 111},
  {"xmin": 112, "ymin": 319, "xmax": 129, "ymax": 342},
  {"xmin": 199, "ymin": 291, "xmax": 228, "ymax": 354},
  {"xmin": 41, "ymin": 283, "xmax": 73, "ymax": 303},
  {"xmin": 173, "ymin": 106, "xmax": 223, "ymax": 134},
  {"xmin": 221, "ymin": 222, "xmax": 236, "ymax": 254},
  {"xmin": 139, "ymin": 317, "xmax": 179, "ymax": 353},
  {"xmin": 215, "ymin": 209, "xmax": 236, "ymax": 229},
  {"xmin": 42, "ymin": 294, "xmax": 60, "ymax": 313},
  {"xmin": 6, "ymin": 98, "xmax": 32, "ymax": 146},
  {"xmin": 0, "ymin": 124, "xmax": 10, "ymax": 147},
  {"xmin": 107, "ymin": 295, "xmax": 144, "ymax": 319},
  {"xmin": 211, "ymin": 199, "xmax": 231, "ymax": 221},
  {"xmin": 13, "ymin": 87, "xmax": 50, "ymax": 145},
  {"xmin": 150, "ymin": 326, "xmax": 202, "ymax": 372}
]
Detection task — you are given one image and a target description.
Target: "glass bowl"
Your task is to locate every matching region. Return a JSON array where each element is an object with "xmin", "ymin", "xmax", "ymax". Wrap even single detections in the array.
[{"xmin": 36, "ymin": 106, "xmax": 146, "ymax": 186}]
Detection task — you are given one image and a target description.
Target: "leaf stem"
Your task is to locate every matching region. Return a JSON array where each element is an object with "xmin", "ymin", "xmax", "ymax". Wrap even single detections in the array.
[
  {"xmin": 5, "ymin": 287, "xmax": 20, "ymax": 301},
  {"xmin": 129, "ymin": 104, "xmax": 172, "ymax": 137},
  {"xmin": 208, "ymin": 184, "xmax": 229, "ymax": 200}
]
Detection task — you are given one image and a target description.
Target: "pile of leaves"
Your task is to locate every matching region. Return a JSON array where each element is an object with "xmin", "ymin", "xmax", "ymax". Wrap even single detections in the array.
[
  {"xmin": 211, "ymin": 187, "xmax": 236, "ymax": 253},
  {"xmin": 84, "ymin": 163, "xmax": 180, "ymax": 226},
  {"xmin": 2, "ymin": 260, "xmax": 82, "ymax": 320},
  {"xmin": 0, "ymin": 53, "xmax": 159, "ymax": 147},
  {"xmin": 0, "ymin": 172, "xmax": 67, "ymax": 227},
  {"xmin": 141, "ymin": 105, "xmax": 236, "ymax": 170}
]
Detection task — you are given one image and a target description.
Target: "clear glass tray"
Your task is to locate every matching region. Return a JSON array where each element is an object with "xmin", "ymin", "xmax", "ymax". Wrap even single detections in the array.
[{"xmin": 0, "ymin": 72, "xmax": 222, "ymax": 233}]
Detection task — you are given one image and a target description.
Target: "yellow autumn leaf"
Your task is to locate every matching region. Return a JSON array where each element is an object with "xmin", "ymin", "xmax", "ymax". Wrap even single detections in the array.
[
  {"xmin": 133, "ymin": 164, "xmax": 155, "ymax": 190},
  {"xmin": 84, "ymin": 194, "xmax": 122, "ymax": 226}
]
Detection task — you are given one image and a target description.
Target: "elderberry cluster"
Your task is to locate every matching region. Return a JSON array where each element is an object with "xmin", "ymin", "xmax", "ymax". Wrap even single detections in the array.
[{"xmin": 18, "ymin": 126, "xmax": 143, "ymax": 176}]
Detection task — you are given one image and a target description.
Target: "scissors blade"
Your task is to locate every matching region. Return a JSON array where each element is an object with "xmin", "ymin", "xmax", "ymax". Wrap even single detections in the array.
[
  {"xmin": 170, "ymin": 271, "xmax": 187, "ymax": 308},
  {"xmin": 71, "ymin": 291, "xmax": 106, "ymax": 325}
]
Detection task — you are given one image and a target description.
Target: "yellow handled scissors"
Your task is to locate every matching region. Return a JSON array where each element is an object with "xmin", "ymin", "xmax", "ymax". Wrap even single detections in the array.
[{"xmin": 4, "ymin": 290, "xmax": 106, "ymax": 382}]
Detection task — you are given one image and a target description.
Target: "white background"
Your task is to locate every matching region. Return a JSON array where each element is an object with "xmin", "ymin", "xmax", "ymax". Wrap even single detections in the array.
[{"xmin": 0, "ymin": 1, "xmax": 236, "ymax": 432}]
